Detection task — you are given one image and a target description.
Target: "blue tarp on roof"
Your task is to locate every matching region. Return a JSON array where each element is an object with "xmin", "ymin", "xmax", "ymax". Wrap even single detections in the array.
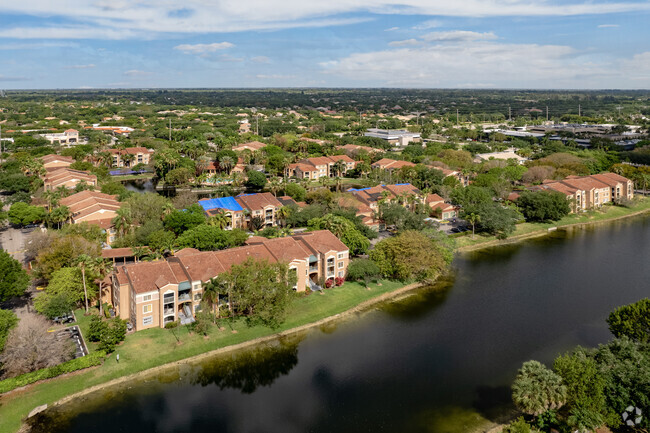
[{"xmin": 198, "ymin": 196, "xmax": 243, "ymax": 212}]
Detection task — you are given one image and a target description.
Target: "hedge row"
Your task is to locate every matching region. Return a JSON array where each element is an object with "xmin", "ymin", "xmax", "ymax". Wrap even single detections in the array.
[{"xmin": 0, "ymin": 350, "xmax": 106, "ymax": 394}]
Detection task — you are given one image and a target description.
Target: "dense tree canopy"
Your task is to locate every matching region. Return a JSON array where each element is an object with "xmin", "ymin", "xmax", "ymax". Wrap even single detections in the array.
[
  {"xmin": 607, "ymin": 298, "xmax": 650, "ymax": 343},
  {"xmin": 517, "ymin": 190, "xmax": 571, "ymax": 222},
  {"xmin": 0, "ymin": 250, "xmax": 29, "ymax": 301}
]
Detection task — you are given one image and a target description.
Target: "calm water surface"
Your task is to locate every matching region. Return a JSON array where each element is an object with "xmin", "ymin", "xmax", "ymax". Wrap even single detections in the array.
[{"xmin": 32, "ymin": 217, "xmax": 650, "ymax": 433}]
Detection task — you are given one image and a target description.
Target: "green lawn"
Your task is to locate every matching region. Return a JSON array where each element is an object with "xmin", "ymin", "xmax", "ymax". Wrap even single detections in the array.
[
  {"xmin": 0, "ymin": 279, "xmax": 407, "ymax": 433},
  {"xmin": 455, "ymin": 197, "xmax": 650, "ymax": 250}
]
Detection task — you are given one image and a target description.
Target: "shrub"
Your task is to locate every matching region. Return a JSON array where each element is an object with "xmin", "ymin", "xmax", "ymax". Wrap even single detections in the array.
[
  {"xmin": 165, "ymin": 321, "xmax": 179, "ymax": 329},
  {"xmin": 325, "ymin": 278, "xmax": 334, "ymax": 288},
  {"xmin": 334, "ymin": 276, "xmax": 345, "ymax": 286},
  {"xmin": 0, "ymin": 350, "xmax": 106, "ymax": 394},
  {"xmin": 87, "ymin": 316, "xmax": 126, "ymax": 352}
]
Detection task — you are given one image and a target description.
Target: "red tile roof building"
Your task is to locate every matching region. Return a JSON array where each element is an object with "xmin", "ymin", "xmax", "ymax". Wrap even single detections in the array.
[
  {"xmin": 285, "ymin": 155, "xmax": 356, "ymax": 179},
  {"xmin": 110, "ymin": 230, "xmax": 349, "ymax": 331}
]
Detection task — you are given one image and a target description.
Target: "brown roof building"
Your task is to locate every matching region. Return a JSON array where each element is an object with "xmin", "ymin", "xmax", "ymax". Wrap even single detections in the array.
[
  {"xmin": 43, "ymin": 168, "xmax": 97, "ymax": 191},
  {"xmin": 110, "ymin": 230, "xmax": 349, "ymax": 331},
  {"xmin": 285, "ymin": 155, "xmax": 356, "ymax": 179},
  {"xmin": 60, "ymin": 190, "xmax": 121, "ymax": 244},
  {"xmin": 40, "ymin": 154, "xmax": 74, "ymax": 171}
]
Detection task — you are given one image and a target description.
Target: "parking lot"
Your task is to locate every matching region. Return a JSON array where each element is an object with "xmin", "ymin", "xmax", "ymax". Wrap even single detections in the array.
[
  {"xmin": 57, "ymin": 325, "xmax": 88, "ymax": 358},
  {"xmin": 438, "ymin": 219, "xmax": 470, "ymax": 235},
  {"xmin": 0, "ymin": 226, "xmax": 36, "ymax": 264}
]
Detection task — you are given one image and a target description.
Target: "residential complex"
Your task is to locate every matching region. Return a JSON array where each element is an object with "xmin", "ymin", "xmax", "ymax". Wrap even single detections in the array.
[
  {"xmin": 232, "ymin": 141, "xmax": 267, "ymax": 152},
  {"xmin": 59, "ymin": 190, "xmax": 121, "ymax": 244},
  {"xmin": 109, "ymin": 230, "xmax": 349, "ymax": 331},
  {"xmin": 43, "ymin": 168, "xmax": 97, "ymax": 191},
  {"xmin": 525, "ymin": 172, "xmax": 634, "ymax": 212},
  {"xmin": 40, "ymin": 154, "xmax": 74, "ymax": 171},
  {"xmin": 285, "ymin": 155, "xmax": 356, "ymax": 179},
  {"xmin": 107, "ymin": 147, "xmax": 154, "ymax": 167},
  {"xmin": 198, "ymin": 192, "xmax": 293, "ymax": 229},
  {"xmin": 371, "ymin": 158, "xmax": 416, "ymax": 172}
]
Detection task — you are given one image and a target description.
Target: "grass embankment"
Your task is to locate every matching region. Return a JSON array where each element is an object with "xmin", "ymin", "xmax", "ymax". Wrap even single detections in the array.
[
  {"xmin": 0, "ymin": 279, "xmax": 407, "ymax": 433},
  {"xmin": 454, "ymin": 197, "xmax": 650, "ymax": 252},
  {"xmin": 112, "ymin": 173, "xmax": 155, "ymax": 182}
]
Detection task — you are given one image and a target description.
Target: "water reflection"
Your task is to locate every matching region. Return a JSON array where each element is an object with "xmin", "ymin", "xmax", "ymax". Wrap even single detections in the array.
[{"xmin": 192, "ymin": 338, "xmax": 300, "ymax": 393}]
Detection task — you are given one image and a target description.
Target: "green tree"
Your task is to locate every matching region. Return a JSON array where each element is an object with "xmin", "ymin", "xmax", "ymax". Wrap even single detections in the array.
[
  {"xmin": 164, "ymin": 203, "xmax": 207, "ymax": 235},
  {"xmin": 0, "ymin": 250, "xmax": 29, "ymax": 301},
  {"xmin": 245, "ymin": 170, "xmax": 267, "ymax": 191},
  {"xmin": 222, "ymin": 258, "xmax": 296, "ymax": 329},
  {"xmin": 283, "ymin": 183, "xmax": 306, "ymax": 202},
  {"xmin": 308, "ymin": 214, "xmax": 370, "ymax": 255},
  {"xmin": 8, "ymin": 202, "xmax": 46, "ymax": 226},
  {"xmin": 370, "ymin": 231, "xmax": 452, "ymax": 283},
  {"xmin": 0, "ymin": 309, "xmax": 18, "ymax": 352},
  {"xmin": 148, "ymin": 229, "xmax": 177, "ymax": 254},
  {"xmin": 607, "ymin": 298, "xmax": 650, "ymax": 343},
  {"xmin": 176, "ymin": 225, "xmax": 247, "ymax": 251},
  {"xmin": 346, "ymin": 258, "xmax": 381, "ymax": 287},
  {"xmin": 466, "ymin": 212, "xmax": 480, "ymax": 239},
  {"xmin": 512, "ymin": 360, "xmax": 567, "ymax": 416},
  {"xmin": 517, "ymin": 190, "xmax": 571, "ymax": 222}
]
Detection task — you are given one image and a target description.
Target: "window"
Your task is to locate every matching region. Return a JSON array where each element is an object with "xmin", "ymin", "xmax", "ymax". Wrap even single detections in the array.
[
  {"xmin": 338, "ymin": 271, "xmax": 344, "ymax": 277},
  {"xmin": 337, "ymin": 252, "xmax": 347, "ymax": 259},
  {"xmin": 143, "ymin": 316, "xmax": 153, "ymax": 326},
  {"xmin": 143, "ymin": 294, "xmax": 152, "ymax": 301},
  {"xmin": 143, "ymin": 304, "xmax": 152, "ymax": 314},
  {"xmin": 338, "ymin": 261, "xmax": 344, "ymax": 269}
]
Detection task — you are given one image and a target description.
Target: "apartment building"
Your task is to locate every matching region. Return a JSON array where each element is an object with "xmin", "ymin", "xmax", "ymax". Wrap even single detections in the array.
[
  {"xmin": 40, "ymin": 154, "xmax": 74, "ymax": 171},
  {"xmin": 285, "ymin": 155, "xmax": 356, "ymax": 179},
  {"xmin": 232, "ymin": 141, "xmax": 267, "ymax": 152},
  {"xmin": 110, "ymin": 230, "xmax": 349, "ymax": 331},
  {"xmin": 530, "ymin": 173, "xmax": 633, "ymax": 212},
  {"xmin": 43, "ymin": 168, "xmax": 97, "ymax": 191},
  {"xmin": 198, "ymin": 192, "xmax": 284, "ymax": 229},
  {"xmin": 107, "ymin": 147, "xmax": 154, "ymax": 167},
  {"xmin": 59, "ymin": 190, "xmax": 121, "ymax": 244},
  {"xmin": 426, "ymin": 193, "xmax": 458, "ymax": 219},
  {"xmin": 348, "ymin": 183, "xmax": 423, "ymax": 216}
]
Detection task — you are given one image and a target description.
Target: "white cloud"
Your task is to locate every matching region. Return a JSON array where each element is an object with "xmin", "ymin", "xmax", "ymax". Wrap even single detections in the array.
[
  {"xmin": 0, "ymin": 75, "xmax": 30, "ymax": 82},
  {"xmin": 64, "ymin": 64, "xmax": 96, "ymax": 69},
  {"xmin": 388, "ymin": 39, "xmax": 421, "ymax": 47},
  {"xmin": 0, "ymin": 42, "xmax": 77, "ymax": 50},
  {"xmin": 320, "ymin": 37, "xmax": 632, "ymax": 88},
  {"xmin": 174, "ymin": 42, "xmax": 234, "ymax": 54},
  {"xmin": 412, "ymin": 19, "xmax": 441, "ymax": 30},
  {"xmin": 124, "ymin": 69, "xmax": 152, "ymax": 77},
  {"xmin": 1, "ymin": 1, "xmax": 649, "ymax": 38},
  {"xmin": 250, "ymin": 56, "xmax": 270, "ymax": 63},
  {"xmin": 385, "ymin": 26, "xmax": 400, "ymax": 31},
  {"xmin": 597, "ymin": 24, "xmax": 620, "ymax": 28},
  {"xmin": 421, "ymin": 30, "xmax": 498, "ymax": 42},
  {"xmin": 621, "ymin": 51, "xmax": 650, "ymax": 82}
]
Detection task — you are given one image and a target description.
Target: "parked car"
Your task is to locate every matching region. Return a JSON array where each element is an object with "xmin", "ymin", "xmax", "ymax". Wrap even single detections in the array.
[{"xmin": 53, "ymin": 313, "xmax": 74, "ymax": 324}]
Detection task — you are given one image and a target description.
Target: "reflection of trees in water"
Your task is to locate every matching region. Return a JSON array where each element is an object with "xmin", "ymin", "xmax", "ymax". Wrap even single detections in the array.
[
  {"xmin": 192, "ymin": 339, "xmax": 300, "ymax": 394},
  {"xmin": 381, "ymin": 275, "xmax": 454, "ymax": 321}
]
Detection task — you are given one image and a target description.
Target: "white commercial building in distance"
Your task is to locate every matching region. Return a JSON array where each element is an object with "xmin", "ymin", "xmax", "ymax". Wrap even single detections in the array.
[{"xmin": 364, "ymin": 128, "xmax": 421, "ymax": 147}]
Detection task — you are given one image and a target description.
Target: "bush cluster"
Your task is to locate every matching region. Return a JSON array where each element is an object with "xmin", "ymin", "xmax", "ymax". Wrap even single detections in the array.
[{"xmin": 87, "ymin": 316, "xmax": 127, "ymax": 352}]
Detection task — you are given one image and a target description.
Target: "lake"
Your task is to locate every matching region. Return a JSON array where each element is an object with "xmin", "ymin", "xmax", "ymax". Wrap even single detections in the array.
[{"xmin": 30, "ymin": 216, "xmax": 650, "ymax": 433}]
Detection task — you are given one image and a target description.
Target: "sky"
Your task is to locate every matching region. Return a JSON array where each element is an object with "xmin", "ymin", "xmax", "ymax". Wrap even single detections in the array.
[{"xmin": 0, "ymin": 0, "xmax": 648, "ymax": 89}]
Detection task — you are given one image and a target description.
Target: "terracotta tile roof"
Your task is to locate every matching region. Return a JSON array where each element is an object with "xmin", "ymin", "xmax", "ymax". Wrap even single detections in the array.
[
  {"xmin": 235, "ymin": 192, "xmax": 282, "ymax": 211},
  {"xmin": 384, "ymin": 183, "xmax": 420, "ymax": 196},
  {"xmin": 232, "ymin": 141, "xmax": 267, "ymax": 151},
  {"xmin": 327, "ymin": 154, "xmax": 355, "ymax": 163},
  {"xmin": 590, "ymin": 172, "xmax": 631, "ymax": 187},
  {"xmin": 175, "ymin": 248, "xmax": 201, "ymax": 257},
  {"xmin": 426, "ymin": 193, "xmax": 445, "ymax": 204},
  {"xmin": 44, "ymin": 168, "xmax": 97, "ymax": 186},
  {"xmin": 40, "ymin": 154, "xmax": 75, "ymax": 164},
  {"xmin": 293, "ymin": 230, "xmax": 348, "ymax": 254}
]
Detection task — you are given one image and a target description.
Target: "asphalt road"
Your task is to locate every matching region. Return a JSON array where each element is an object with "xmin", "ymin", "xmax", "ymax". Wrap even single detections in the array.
[{"xmin": 0, "ymin": 226, "xmax": 31, "ymax": 263}]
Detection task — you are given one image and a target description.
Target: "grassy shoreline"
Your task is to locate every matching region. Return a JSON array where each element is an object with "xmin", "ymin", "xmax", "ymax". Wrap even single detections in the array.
[
  {"xmin": 455, "ymin": 197, "xmax": 650, "ymax": 253},
  {"xmin": 0, "ymin": 280, "xmax": 423, "ymax": 433}
]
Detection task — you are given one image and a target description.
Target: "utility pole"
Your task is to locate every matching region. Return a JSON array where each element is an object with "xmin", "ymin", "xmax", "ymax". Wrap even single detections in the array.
[
  {"xmin": 256, "ymin": 114, "xmax": 259, "ymax": 136},
  {"xmin": 508, "ymin": 106, "xmax": 512, "ymax": 122},
  {"xmin": 578, "ymin": 104, "xmax": 581, "ymax": 117},
  {"xmin": 546, "ymin": 106, "xmax": 549, "ymax": 121},
  {"xmin": 168, "ymin": 118, "xmax": 171, "ymax": 141},
  {"xmin": 456, "ymin": 108, "xmax": 459, "ymax": 126}
]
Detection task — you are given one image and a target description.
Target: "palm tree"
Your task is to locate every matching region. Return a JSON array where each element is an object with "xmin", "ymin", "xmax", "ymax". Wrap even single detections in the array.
[
  {"xmin": 276, "ymin": 206, "xmax": 291, "ymax": 228},
  {"xmin": 334, "ymin": 176, "xmax": 343, "ymax": 193},
  {"xmin": 112, "ymin": 205, "xmax": 133, "ymax": 237},
  {"xmin": 92, "ymin": 258, "xmax": 112, "ymax": 317},
  {"xmin": 161, "ymin": 202, "xmax": 175, "ymax": 219},
  {"xmin": 332, "ymin": 160, "xmax": 346, "ymax": 178},
  {"xmin": 220, "ymin": 156, "xmax": 234, "ymax": 174},
  {"xmin": 48, "ymin": 205, "xmax": 70, "ymax": 229},
  {"xmin": 202, "ymin": 277, "xmax": 227, "ymax": 322},
  {"xmin": 121, "ymin": 152, "xmax": 135, "ymax": 168},
  {"xmin": 208, "ymin": 211, "xmax": 231, "ymax": 229},
  {"xmin": 43, "ymin": 190, "xmax": 61, "ymax": 212},
  {"xmin": 466, "ymin": 213, "xmax": 480, "ymax": 238},
  {"xmin": 268, "ymin": 177, "xmax": 282, "ymax": 197},
  {"xmin": 75, "ymin": 254, "xmax": 94, "ymax": 313},
  {"xmin": 250, "ymin": 216, "xmax": 265, "ymax": 231}
]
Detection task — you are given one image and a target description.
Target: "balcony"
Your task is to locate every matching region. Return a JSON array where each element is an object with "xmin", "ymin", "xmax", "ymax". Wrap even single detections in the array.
[
  {"xmin": 178, "ymin": 292, "xmax": 191, "ymax": 303},
  {"xmin": 179, "ymin": 305, "xmax": 195, "ymax": 325},
  {"xmin": 309, "ymin": 265, "xmax": 318, "ymax": 273},
  {"xmin": 163, "ymin": 308, "xmax": 174, "ymax": 316}
]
